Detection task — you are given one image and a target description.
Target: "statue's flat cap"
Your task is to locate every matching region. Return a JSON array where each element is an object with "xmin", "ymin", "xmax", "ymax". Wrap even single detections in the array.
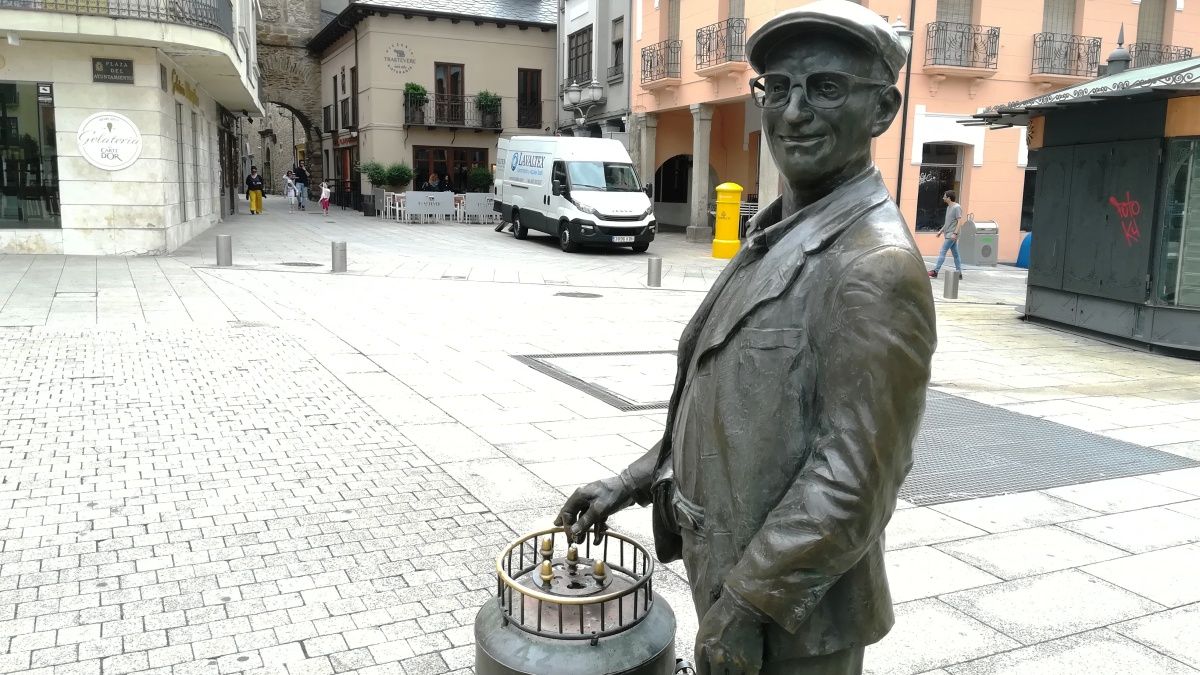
[{"xmin": 746, "ymin": 0, "xmax": 907, "ymax": 82}]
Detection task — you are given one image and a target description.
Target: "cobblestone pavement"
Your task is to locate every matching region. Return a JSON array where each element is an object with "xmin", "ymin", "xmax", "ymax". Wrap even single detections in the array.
[{"xmin": 1, "ymin": 209, "xmax": 1199, "ymax": 675}]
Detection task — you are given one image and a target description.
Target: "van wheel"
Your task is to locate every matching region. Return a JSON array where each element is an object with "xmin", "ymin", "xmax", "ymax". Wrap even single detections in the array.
[
  {"xmin": 559, "ymin": 223, "xmax": 579, "ymax": 253},
  {"xmin": 513, "ymin": 212, "xmax": 528, "ymax": 240},
  {"xmin": 631, "ymin": 243, "xmax": 650, "ymax": 253}
]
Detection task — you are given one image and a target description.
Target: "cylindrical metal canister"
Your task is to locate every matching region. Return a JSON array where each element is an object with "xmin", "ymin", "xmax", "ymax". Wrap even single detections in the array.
[{"xmin": 475, "ymin": 528, "xmax": 678, "ymax": 675}]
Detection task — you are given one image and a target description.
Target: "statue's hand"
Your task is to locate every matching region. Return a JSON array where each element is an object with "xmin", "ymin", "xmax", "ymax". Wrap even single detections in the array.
[
  {"xmin": 695, "ymin": 593, "xmax": 765, "ymax": 675},
  {"xmin": 554, "ymin": 475, "xmax": 633, "ymax": 545}
]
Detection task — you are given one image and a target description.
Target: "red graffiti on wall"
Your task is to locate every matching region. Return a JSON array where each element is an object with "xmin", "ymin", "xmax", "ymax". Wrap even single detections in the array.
[{"xmin": 1108, "ymin": 192, "xmax": 1141, "ymax": 246}]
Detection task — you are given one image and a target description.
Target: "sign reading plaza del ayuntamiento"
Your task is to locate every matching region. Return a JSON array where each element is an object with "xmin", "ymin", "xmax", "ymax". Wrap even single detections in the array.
[{"xmin": 92, "ymin": 58, "xmax": 134, "ymax": 84}]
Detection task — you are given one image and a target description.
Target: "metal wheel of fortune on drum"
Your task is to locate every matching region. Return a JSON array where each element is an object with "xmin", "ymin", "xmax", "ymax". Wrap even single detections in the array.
[{"xmin": 474, "ymin": 527, "xmax": 679, "ymax": 675}]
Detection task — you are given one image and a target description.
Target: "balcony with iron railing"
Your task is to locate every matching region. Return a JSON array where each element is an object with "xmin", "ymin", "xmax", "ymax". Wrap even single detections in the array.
[
  {"xmin": 404, "ymin": 93, "xmax": 503, "ymax": 131},
  {"xmin": 641, "ymin": 40, "xmax": 682, "ymax": 89},
  {"xmin": 695, "ymin": 17, "xmax": 747, "ymax": 77},
  {"xmin": 1130, "ymin": 42, "xmax": 1194, "ymax": 69},
  {"xmin": 1031, "ymin": 32, "xmax": 1101, "ymax": 84},
  {"xmin": 924, "ymin": 21, "xmax": 1000, "ymax": 95},
  {"xmin": 0, "ymin": 0, "xmax": 233, "ymax": 37}
]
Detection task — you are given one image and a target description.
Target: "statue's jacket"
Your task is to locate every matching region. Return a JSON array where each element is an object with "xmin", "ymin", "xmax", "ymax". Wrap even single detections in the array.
[{"xmin": 645, "ymin": 168, "xmax": 937, "ymax": 660}]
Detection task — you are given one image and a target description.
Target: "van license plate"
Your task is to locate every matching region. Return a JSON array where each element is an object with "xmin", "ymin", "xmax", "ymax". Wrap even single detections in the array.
[{"xmin": 612, "ymin": 236, "xmax": 635, "ymax": 243}]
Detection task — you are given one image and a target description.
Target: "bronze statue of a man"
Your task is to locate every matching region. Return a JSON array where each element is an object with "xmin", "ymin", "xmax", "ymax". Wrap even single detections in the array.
[{"xmin": 556, "ymin": 2, "xmax": 937, "ymax": 673}]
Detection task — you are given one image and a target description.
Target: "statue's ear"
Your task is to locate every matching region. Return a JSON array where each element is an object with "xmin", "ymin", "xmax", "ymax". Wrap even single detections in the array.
[{"xmin": 871, "ymin": 86, "xmax": 902, "ymax": 138}]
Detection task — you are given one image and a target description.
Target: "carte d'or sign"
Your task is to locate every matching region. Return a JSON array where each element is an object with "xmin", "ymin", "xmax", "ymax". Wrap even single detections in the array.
[{"xmin": 77, "ymin": 112, "xmax": 143, "ymax": 171}]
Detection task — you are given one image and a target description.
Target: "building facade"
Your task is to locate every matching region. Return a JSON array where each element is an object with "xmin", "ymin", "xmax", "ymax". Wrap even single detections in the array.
[
  {"xmin": 557, "ymin": 0, "xmax": 633, "ymax": 145},
  {"xmin": 0, "ymin": 0, "xmax": 263, "ymax": 255},
  {"xmin": 630, "ymin": 0, "xmax": 1200, "ymax": 260},
  {"xmin": 309, "ymin": 0, "xmax": 557, "ymax": 205}
]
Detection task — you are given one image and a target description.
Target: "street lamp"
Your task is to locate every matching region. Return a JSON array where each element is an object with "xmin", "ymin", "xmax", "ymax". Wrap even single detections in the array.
[
  {"xmin": 892, "ymin": 12, "xmax": 916, "ymax": 206},
  {"xmin": 561, "ymin": 78, "xmax": 605, "ymax": 131}
]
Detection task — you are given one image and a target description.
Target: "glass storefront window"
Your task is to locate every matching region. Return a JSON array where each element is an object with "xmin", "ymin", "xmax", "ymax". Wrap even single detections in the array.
[
  {"xmin": 0, "ymin": 81, "xmax": 60, "ymax": 228},
  {"xmin": 1159, "ymin": 139, "xmax": 1200, "ymax": 308},
  {"xmin": 915, "ymin": 143, "xmax": 963, "ymax": 232}
]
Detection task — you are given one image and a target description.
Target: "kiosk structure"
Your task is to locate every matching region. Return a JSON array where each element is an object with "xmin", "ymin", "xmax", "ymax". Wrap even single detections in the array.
[{"xmin": 967, "ymin": 49, "xmax": 1200, "ymax": 355}]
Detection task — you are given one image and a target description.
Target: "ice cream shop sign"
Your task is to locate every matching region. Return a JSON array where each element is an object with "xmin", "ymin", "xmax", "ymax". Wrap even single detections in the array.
[{"xmin": 77, "ymin": 112, "xmax": 143, "ymax": 171}]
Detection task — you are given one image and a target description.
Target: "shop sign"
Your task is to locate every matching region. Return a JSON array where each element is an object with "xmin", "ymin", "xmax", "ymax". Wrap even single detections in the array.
[
  {"xmin": 77, "ymin": 112, "xmax": 143, "ymax": 171},
  {"xmin": 335, "ymin": 133, "xmax": 358, "ymax": 147},
  {"xmin": 92, "ymin": 58, "xmax": 135, "ymax": 84},
  {"xmin": 384, "ymin": 43, "xmax": 416, "ymax": 75},
  {"xmin": 37, "ymin": 83, "xmax": 53, "ymax": 104},
  {"xmin": 171, "ymin": 69, "xmax": 199, "ymax": 106}
]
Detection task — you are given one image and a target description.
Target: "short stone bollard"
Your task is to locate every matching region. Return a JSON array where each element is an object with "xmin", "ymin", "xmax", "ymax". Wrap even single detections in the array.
[
  {"xmin": 647, "ymin": 256, "xmax": 662, "ymax": 288},
  {"xmin": 331, "ymin": 241, "xmax": 347, "ymax": 273},
  {"xmin": 943, "ymin": 270, "xmax": 960, "ymax": 299},
  {"xmin": 216, "ymin": 235, "xmax": 232, "ymax": 267}
]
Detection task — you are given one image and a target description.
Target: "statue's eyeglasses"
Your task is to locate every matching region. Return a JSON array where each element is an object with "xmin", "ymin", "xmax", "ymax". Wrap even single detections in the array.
[{"xmin": 750, "ymin": 71, "xmax": 891, "ymax": 110}]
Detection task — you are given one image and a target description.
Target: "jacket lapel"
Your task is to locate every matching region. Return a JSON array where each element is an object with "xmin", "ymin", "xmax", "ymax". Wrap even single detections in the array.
[{"xmin": 692, "ymin": 170, "xmax": 893, "ymax": 361}]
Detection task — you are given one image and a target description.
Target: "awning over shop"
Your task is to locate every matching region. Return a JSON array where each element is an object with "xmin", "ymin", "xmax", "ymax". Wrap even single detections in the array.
[{"xmin": 960, "ymin": 56, "xmax": 1200, "ymax": 128}]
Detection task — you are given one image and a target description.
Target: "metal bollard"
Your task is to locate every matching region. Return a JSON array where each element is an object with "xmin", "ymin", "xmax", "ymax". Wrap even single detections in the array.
[
  {"xmin": 331, "ymin": 241, "xmax": 347, "ymax": 273},
  {"xmin": 216, "ymin": 234, "xmax": 232, "ymax": 267},
  {"xmin": 647, "ymin": 256, "xmax": 662, "ymax": 288},
  {"xmin": 943, "ymin": 270, "xmax": 960, "ymax": 299}
]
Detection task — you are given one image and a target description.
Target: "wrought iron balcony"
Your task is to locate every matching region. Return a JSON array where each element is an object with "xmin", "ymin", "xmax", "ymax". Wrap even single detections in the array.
[
  {"xmin": 696, "ymin": 17, "xmax": 747, "ymax": 72},
  {"xmin": 0, "ymin": 0, "xmax": 233, "ymax": 37},
  {"xmin": 925, "ymin": 21, "xmax": 1000, "ymax": 70},
  {"xmin": 641, "ymin": 40, "xmax": 681, "ymax": 88},
  {"xmin": 1130, "ymin": 42, "xmax": 1194, "ymax": 69},
  {"xmin": 1032, "ymin": 32, "xmax": 1101, "ymax": 79},
  {"xmin": 404, "ymin": 93, "xmax": 502, "ymax": 131}
]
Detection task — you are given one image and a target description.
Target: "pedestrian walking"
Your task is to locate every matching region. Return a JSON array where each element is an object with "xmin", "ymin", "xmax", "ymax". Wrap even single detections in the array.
[
  {"xmin": 319, "ymin": 180, "xmax": 331, "ymax": 215},
  {"xmin": 293, "ymin": 160, "xmax": 310, "ymax": 211},
  {"xmin": 246, "ymin": 166, "xmax": 265, "ymax": 215},
  {"xmin": 929, "ymin": 190, "xmax": 964, "ymax": 279},
  {"xmin": 284, "ymin": 170, "xmax": 297, "ymax": 213}
]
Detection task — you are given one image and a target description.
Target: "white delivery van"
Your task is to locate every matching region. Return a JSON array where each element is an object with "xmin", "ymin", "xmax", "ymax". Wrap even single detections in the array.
[{"xmin": 494, "ymin": 136, "xmax": 656, "ymax": 253}]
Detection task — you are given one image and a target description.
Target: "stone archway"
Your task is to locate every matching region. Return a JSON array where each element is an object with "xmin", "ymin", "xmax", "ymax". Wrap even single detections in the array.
[
  {"xmin": 257, "ymin": 0, "xmax": 324, "ymax": 184},
  {"xmin": 257, "ymin": 47, "xmax": 324, "ymax": 186}
]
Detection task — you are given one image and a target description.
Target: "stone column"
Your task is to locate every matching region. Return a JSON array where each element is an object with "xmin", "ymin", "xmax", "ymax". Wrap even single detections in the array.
[
  {"xmin": 758, "ymin": 139, "xmax": 781, "ymax": 208},
  {"xmin": 627, "ymin": 113, "xmax": 642, "ymax": 177},
  {"xmin": 641, "ymin": 113, "xmax": 658, "ymax": 188},
  {"xmin": 688, "ymin": 103, "xmax": 714, "ymax": 243}
]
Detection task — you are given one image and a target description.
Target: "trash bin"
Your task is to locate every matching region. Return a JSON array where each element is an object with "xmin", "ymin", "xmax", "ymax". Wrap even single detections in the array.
[{"xmin": 960, "ymin": 218, "xmax": 999, "ymax": 266}]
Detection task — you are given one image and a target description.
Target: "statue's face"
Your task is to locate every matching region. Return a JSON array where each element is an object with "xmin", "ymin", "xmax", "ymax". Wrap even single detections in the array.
[{"xmin": 761, "ymin": 34, "xmax": 894, "ymax": 187}]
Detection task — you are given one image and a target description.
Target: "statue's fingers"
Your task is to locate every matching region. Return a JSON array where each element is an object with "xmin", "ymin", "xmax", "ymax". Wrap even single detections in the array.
[
  {"xmin": 593, "ymin": 519, "xmax": 608, "ymax": 545},
  {"xmin": 571, "ymin": 511, "xmax": 596, "ymax": 545}
]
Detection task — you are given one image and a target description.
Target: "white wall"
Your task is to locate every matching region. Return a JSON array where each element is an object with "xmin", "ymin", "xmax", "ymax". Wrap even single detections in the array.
[{"xmin": 0, "ymin": 41, "xmax": 221, "ymax": 254}]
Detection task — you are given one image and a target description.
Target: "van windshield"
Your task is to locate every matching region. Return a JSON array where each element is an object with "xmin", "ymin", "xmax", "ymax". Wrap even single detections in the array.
[{"xmin": 566, "ymin": 162, "xmax": 642, "ymax": 192}]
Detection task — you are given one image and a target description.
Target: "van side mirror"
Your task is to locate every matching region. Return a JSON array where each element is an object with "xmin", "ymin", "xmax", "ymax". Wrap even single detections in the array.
[
  {"xmin": 552, "ymin": 180, "xmax": 563, "ymax": 197},
  {"xmin": 643, "ymin": 183, "xmax": 653, "ymax": 198}
]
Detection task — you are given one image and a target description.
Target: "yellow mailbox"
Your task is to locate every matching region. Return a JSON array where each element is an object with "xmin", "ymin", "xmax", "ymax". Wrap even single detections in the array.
[{"xmin": 712, "ymin": 182, "xmax": 743, "ymax": 259}]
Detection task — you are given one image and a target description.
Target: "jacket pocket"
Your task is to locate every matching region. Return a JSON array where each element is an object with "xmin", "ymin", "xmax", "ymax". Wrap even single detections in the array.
[{"xmin": 743, "ymin": 327, "xmax": 804, "ymax": 351}]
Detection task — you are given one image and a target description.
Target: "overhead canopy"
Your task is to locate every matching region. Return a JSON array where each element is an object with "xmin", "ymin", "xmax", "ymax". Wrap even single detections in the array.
[{"xmin": 960, "ymin": 56, "xmax": 1200, "ymax": 128}]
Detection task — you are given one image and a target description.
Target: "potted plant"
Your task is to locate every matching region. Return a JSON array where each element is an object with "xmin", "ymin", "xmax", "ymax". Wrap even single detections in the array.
[
  {"xmin": 358, "ymin": 161, "xmax": 414, "ymax": 192},
  {"xmin": 466, "ymin": 166, "xmax": 493, "ymax": 193},
  {"xmin": 404, "ymin": 83, "xmax": 428, "ymax": 124},
  {"xmin": 476, "ymin": 90, "xmax": 501, "ymax": 129}
]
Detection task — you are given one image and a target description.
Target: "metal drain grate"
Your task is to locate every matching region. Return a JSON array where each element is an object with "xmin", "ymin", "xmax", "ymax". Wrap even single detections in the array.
[
  {"xmin": 512, "ymin": 351, "xmax": 674, "ymax": 412},
  {"xmin": 516, "ymin": 351, "xmax": 1199, "ymax": 504},
  {"xmin": 555, "ymin": 292, "xmax": 603, "ymax": 299},
  {"xmin": 279, "ymin": 262, "xmax": 323, "ymax": 267}
]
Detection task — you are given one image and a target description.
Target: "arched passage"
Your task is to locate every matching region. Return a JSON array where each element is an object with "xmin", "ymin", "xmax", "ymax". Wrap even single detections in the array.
[
  {"xmin": 652, "ymin": 154, "xmax": 719, "ymax": 228},
  {"xmin": 252, "ymin": 102, "xmax": 323, "ymax": 193},
  {"xmin": 257, "ymin": 46, "xmax": 324, "ymax": 187}
]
